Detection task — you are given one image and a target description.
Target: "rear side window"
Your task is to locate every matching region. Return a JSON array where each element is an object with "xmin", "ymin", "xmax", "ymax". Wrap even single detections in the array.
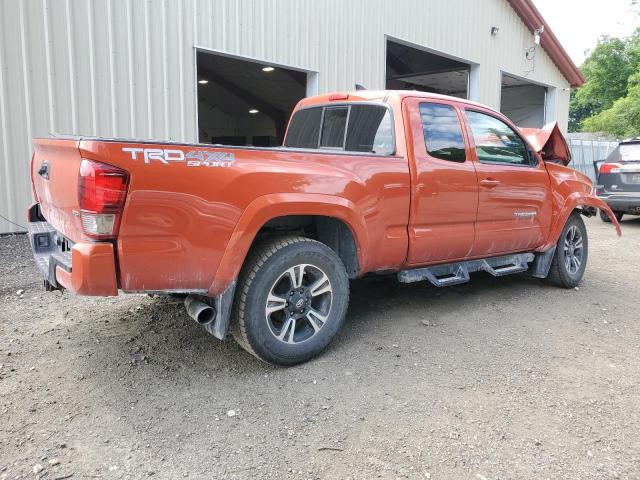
[
  {"xmin": 284, "ymin": 104, "xmax": 394, "ymax": 155},
  {"xmin": 420, "ymin": 103, "xmax": 466, "ymax": 162},
  {"xmin": 346, "ymin": 105, "xmax": 394, "ymax": 154},
  {"xmin": 466, "ymin": 110, "xmax": 533, "ymax": 166},
  {"xmin": 620, "ymin": 143, "xmax": 640, "ymax": 161},
  {"xmin": 284, "ymin": 107, "xmax": 322, "ymax": 148}
]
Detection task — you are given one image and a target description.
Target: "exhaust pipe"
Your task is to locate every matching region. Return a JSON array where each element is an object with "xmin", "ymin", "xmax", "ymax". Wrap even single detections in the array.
[{"xmin": 184, "ymin": 295, "xmax": 216, "ymax": 326}]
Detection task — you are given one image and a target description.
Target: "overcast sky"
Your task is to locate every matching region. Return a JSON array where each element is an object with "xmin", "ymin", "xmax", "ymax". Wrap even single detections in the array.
[{"xmin": 532, "ymin": 0, "xmax": 639, "ymax": 66}]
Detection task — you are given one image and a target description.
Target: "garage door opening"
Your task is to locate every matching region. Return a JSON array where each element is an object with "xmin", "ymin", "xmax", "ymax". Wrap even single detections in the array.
[
  {"xmin": 500, "ymin": 74, "xmax": 547, "ymax": 128},
  {"xmin": 196, "ymin": 51, "xmax": 309, "ymax": 146},
  {"xmin": 386, "ymin": 40, "xmax": 470, "ymax": 98}
]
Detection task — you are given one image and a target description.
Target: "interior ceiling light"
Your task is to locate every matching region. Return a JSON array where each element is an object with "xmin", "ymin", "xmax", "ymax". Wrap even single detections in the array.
[
  {"xmin": 249, "ymin": 109, "xmax": 259, "ymax": 114},
  {"xmin": 198, "ymin": 79, "xmax": 208, "ymax": 84},
  {"xmin": 262, "ymin": 66, "xmax": 275, "ymax": 72}
]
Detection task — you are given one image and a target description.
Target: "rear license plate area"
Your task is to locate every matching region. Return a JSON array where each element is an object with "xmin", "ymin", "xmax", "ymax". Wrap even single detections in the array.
[{"xmin": 628, "ymin": 174, "xmax": 640, "ymax": 184}]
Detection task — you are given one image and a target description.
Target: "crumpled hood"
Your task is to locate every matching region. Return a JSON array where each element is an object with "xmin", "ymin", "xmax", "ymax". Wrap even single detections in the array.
[{"xmin": 520, "ymin": 122, "xmax": 572, "ymax": 166}]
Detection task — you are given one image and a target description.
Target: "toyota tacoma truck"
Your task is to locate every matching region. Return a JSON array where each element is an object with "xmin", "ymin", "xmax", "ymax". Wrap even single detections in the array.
[{"xmin": 28, "ymin": 90, "xmax": 621, "ymax": 365}]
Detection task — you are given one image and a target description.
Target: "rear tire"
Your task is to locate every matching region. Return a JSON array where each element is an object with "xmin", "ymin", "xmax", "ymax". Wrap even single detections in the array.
[
  {"xmin": 546, "ymin": 213, "xmax": 588, "ymax": 289},
  {"xmin": 231, "ymin": 235, "xmax": 349, "ymax": 366}
]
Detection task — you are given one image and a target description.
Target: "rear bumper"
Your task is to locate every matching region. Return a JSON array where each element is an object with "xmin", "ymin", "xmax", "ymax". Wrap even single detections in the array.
[
  {"xmin": 598, "ymin": 194, "xmax": 640, "ymax": 214},
  {"xmin": 28, "ymin": 205, "xmax": 118, "ymax": 296}
]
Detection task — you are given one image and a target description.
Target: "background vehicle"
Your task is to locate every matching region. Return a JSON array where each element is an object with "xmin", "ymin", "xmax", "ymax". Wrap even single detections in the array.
[
  {"xmin": 28, "ymin": 90, "xmax": 621, "ymax": 365},
  {"xmin": 595, "ymin": 139, "xmax": 640, "ymax": 222}
]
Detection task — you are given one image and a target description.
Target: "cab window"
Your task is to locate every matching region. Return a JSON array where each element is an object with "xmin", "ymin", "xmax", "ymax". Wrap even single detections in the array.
[
  {"xmin": 320, "ymin": 107, "xmax": 348, "ymax": 148},
  {"xmin": 420, "ymin": 103, "xmax": 466, "ymax": 162},
  {"xmin": 346, "ymin": 105, "xmax": 394, "ymax": 154},
  {"xmin": 465, "ymin": 110, "xmax": 535, "ymax": 166},
  {"xmin": 284, "ymin": 104, "xmax": 394, "ymax": 155},
  {"xmin": 284, "ymin": 107, "xmax": 322, "ymax": 149}
]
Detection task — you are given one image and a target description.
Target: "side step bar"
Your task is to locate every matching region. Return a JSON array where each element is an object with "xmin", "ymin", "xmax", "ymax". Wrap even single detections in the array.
[{"xmin": 397, "ymin": 253, "xmax": 535, "ymax": 287}]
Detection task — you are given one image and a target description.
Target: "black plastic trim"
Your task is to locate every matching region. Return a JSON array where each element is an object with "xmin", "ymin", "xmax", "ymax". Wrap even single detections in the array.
[{"xmin": 202, "ymin": 281, "xmax": 237, "ymax": 340}]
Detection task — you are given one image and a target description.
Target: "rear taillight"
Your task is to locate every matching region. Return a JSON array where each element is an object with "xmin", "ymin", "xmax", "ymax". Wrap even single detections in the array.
[
  {"xmin": 599, "ymin": 162, "xmax": 622, "ymax": 174},
  {"xmin": 78, "ymin": 159, "xmax": 129, "ymax": 239}
]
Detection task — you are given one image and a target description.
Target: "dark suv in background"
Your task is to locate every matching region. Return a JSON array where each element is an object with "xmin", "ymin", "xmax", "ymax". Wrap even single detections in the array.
[{"xmin": 597, "ymin": 139, "xmax": 640, "ymax": 222}]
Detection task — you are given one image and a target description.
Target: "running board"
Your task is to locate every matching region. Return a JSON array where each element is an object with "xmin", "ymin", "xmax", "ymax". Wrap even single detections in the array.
[{"xmin": 397, "ymin": 253, "xmax": 535, "ymax": 287}]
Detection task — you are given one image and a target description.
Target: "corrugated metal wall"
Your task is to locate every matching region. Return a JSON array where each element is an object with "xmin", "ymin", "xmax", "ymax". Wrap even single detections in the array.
[
  {"xmin": 0, "ymin": 0, "xmax": 571, "ymax": 233},
  {"xmin": 568, "ymin": 139, "xmax": 618, "ymax": 183}
]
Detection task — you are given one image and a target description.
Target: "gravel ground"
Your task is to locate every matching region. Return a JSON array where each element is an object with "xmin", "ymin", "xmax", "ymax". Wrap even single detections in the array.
[{"xmin": 1, "ymin": 216, "xmax": 639, "ymax": 480}]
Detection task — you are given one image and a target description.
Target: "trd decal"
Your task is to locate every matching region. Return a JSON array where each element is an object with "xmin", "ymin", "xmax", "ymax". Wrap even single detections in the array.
[
  {"xmin": 122, "ymin": 148, "xmax": 184, "ymax": 164},
  {"xmin": 122, "ymin": 147, "xmax": 235, "ymax": 167}
]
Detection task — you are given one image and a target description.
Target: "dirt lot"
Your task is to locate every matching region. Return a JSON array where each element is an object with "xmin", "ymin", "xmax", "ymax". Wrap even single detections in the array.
[{"xmin": 1, "ymin": 216, "xmax": 639, "ymax": 480}]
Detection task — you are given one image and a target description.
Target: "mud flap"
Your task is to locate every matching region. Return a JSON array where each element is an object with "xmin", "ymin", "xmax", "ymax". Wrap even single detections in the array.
[
  {"xmin": 202, "ymin": 281, "xmax": 236, "ymax": 340},
  {"xmin": 526, "ymin": 247, "xmax": 556, "ymax": 279}
]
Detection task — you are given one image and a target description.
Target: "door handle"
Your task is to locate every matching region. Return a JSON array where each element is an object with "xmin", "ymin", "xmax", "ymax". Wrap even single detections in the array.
[{"xmin": 480, "ymin": 179, "xmax": 500, "ymax": 188}]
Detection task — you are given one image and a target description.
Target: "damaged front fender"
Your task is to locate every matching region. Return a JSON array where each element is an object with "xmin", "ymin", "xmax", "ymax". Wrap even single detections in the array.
[
  {"xmin": 542, "ymin": 162, "xmax": 621, "ymax": 251},
  {"xmin": 576, "ymin": 196, "xmax": 622, "ymax": 237},
  {"xmin": 541, "ymin": 192, "xmax": 621, "ymax": 251}
]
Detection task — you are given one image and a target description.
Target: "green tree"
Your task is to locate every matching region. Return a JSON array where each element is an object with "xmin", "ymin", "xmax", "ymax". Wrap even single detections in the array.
[
  {"xmin": 569, "ymin": 32, "xmax": 639, "ymax": 132},
  {"xmin": 582, "ymin": 69, "xmax": 640, "ymax": 137}
]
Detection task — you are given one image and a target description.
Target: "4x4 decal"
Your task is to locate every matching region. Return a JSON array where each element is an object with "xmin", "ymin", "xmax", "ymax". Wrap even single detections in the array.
[
  {"xmin": 185, "ymin": 150, "xmax": 235, "ymax": 167},
  {"xmin": 122, "ymin": 147, "xmax": 235, "ymax": 167}
]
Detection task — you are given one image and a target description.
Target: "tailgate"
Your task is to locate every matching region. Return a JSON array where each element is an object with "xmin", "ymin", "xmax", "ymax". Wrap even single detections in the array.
[
  {"xmin": 599, "ymin": 162, "xmax": 640, "ymax": 193},
  {"xmin": 617, "ymin": 162, "xmax": 640, "ymax": 192},
  {"xmin": 31, "ymin": 138, "xmax": 85, "ymax": 241}
]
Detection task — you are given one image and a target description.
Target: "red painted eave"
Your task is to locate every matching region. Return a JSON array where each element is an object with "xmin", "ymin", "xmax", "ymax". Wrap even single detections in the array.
[{"xmin": 507, "ymin": 0, "xmax": 585, "ymax": 87}]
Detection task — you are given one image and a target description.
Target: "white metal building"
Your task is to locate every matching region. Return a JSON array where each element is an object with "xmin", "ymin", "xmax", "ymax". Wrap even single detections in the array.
[{"xmin": 0, "ymin": 0, "xmax": 583, "ymax": 233}]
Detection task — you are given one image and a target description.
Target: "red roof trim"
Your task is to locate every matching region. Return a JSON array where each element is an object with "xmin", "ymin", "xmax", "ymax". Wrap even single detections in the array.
[{"xmin": 506, "ymin": 0, "xmax": 585, "ymax": 87}]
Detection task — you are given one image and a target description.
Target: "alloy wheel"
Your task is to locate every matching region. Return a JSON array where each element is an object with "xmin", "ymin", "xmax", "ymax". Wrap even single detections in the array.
[
  {"xmin": 265, "ymin": 263, "xmax": 333, "ymax": 344},
  {"xmin": 563, "ymin": 225, "xmax": 584, "ymax": 275}
]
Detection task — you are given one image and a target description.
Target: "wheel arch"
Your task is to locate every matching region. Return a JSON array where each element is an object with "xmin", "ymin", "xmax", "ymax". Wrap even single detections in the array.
[
  {"xmin": 208, "ymin": 193, "xmax": 368, "ymax": 296},
  {"xmin": 540, "ymin": 193, "xmax": 621, "ymax": 251},
  {"xmin": 258, "ymin": 215, "xmax": 360, "ymax": 278}
]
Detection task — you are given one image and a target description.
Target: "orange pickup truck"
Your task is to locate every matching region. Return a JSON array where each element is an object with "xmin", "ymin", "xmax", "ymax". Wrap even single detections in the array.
[{"xmin": 28, "ymin": 90, "xmax": 620, "ymax": 365}]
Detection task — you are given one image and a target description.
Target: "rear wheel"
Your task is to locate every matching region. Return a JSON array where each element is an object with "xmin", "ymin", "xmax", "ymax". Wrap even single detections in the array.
[
  {"xmin": 599, "ymin": 209, "xmax": 623, "ymax": 222},
  {"xmin": 546, "ymin": 213, "xmax": 588, "ymax": 288},
  {"xmin": 231, "ymin": 235, "xmax": 349, "ymax": 366}
]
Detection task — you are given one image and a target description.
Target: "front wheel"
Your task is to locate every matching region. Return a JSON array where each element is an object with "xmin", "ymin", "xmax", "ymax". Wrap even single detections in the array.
[
  {"xmin": 546, "ymin": 213, "xmax": 589, "ymax": 288},
  {"xmin": 231, "ymin": 235, "xmax": 349, "ymax": 366}
]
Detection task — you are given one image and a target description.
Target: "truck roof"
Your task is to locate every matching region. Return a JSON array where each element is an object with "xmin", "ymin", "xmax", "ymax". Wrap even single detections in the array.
[{"xmin": 299, "ymin": 89, "xmax": 490, "ymax": 110}]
